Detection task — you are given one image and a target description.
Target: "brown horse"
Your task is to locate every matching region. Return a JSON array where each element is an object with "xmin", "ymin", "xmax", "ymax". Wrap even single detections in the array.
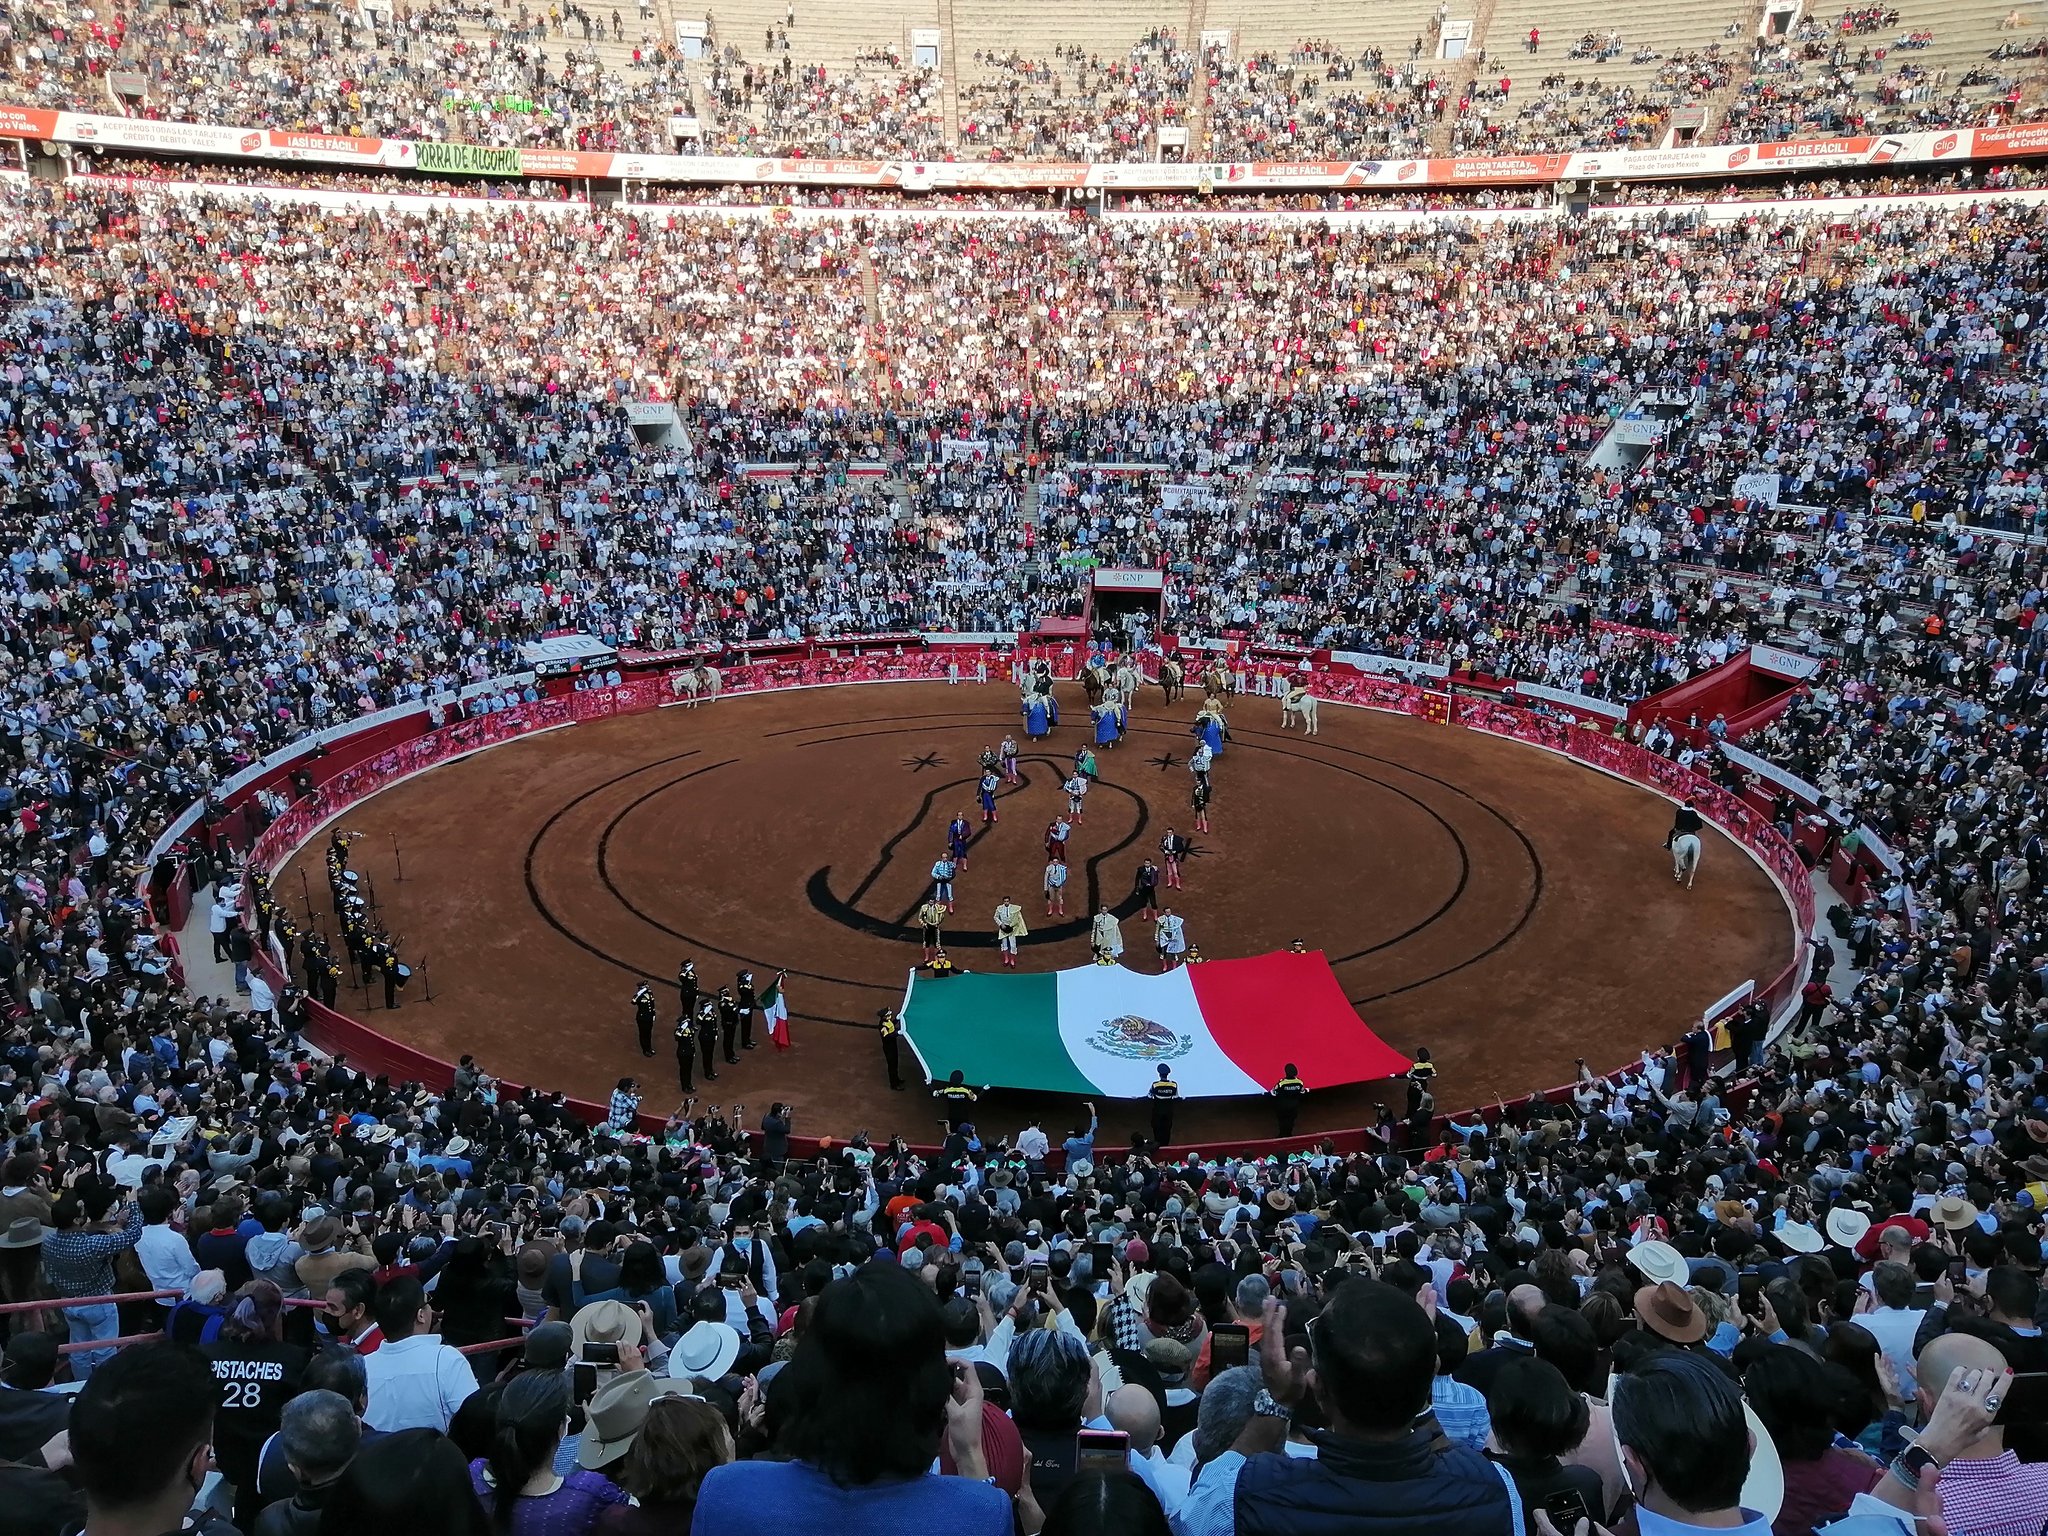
[
  {"xmin": 1157, "ymin": 656, "xmax": 1185, "ymax": 704},
  {"xmin": 1080, "ymin": 664, "xmax": 1107, "ymax": 707},
  {"xmin": 1202, "ymin": 661, "xmax": 1233, "ymax": 698}
]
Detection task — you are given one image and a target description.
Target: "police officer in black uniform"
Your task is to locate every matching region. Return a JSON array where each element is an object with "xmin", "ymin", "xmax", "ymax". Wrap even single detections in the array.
[
  {"xmin": 366, "ymin": 936, "xmax": 403, "ymax": 1010},
  {"xmin": 933, "ymin": 1069, "xmax": 979, "ymax": 1130},
  {"xmin": 717, "ymin": 987, "xmax": 741, "ymax": 1065},
  {"xmin": 878, "ymin": 1007, "xmax": 905, "ymax": 1089},
  {"xmin": 1271, "ymin": 1063, "xmax": 1309, "ymax": 1137},
  {"xmin": 634, "ymin": 982, "xmax": 657, "ymax": 1057},
  {"xmin": 736, "ymin": 969, "xmax": 758, "ymax": 1051},
  {"xmin": 1148, "ymin": 1063, "xmax": 1180, "ymax": 1147},
  {"xmin": 697, "ymin": 999, "xmax": 719, "ymax": 1082},
  {"xmin": 678, "ymin": 959, "xmax": 699, "ymax": 1023},
  {"xmin": 673, "ymin": 1006, "xmax": 696, "ymax": 1092},
  {"xmin": 302, "ymin": 934, "xmax": 340, "ymax": 1008}
]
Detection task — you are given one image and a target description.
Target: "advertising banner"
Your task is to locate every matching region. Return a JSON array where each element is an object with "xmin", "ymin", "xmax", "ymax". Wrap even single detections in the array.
[
  {"xmin": 418, "ymin": 141, "xmax": 524, "ymax": 175},
  {"xmin": 1, "ymin": 102, "xmax": 2037, "ymax": 191}
]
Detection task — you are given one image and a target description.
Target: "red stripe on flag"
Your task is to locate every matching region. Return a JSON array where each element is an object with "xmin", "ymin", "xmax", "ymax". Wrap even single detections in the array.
[{"xmin": 1187, "ymin": 951, "xmax": 1410, "ymax": 1092}]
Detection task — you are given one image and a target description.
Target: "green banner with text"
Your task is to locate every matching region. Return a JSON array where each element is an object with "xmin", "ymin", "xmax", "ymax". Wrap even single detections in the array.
[{"xmin": 416, "ymin": 141, "xmax": 525, "ymax": 177}]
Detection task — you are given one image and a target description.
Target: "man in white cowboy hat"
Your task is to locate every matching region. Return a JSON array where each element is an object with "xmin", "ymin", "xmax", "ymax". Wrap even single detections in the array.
[
  {"xmin": 1625, "ymin": 1239, "xmax": 1691, "ymax": 1290},
  {"xmin": 667, "ymin": 1320, "xmax": 742, "ymax": 1386},
  {"xmin": 1775, "ymin": 1220, "xmax": 1824, "ymax": 1256},
  {"xmin": 1824, "ymin": 1205, "xmax": 1872, "ymax": 1254}
]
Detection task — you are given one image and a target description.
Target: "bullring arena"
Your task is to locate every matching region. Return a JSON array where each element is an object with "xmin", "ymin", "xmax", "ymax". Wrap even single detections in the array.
[{"xmin": 259, "ymin": 652, "xmax": 1795, "ymax": 1148}]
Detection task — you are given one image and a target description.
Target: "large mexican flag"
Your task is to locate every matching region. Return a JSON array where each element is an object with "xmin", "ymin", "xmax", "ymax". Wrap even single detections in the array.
[{"xmin": 900, "ymin": 950, "xmax": 1410, "ymax": 1098}]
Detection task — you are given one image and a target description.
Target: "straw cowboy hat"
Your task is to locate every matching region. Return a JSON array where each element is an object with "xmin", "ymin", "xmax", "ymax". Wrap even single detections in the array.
[
  {"xmin": 569, "ymin": 1300, "xmax": 639, "ymax": 1354},
  {"xmin": 1934, "ymin": 1195, "xmax": 1982, "ymax": 1231},
  {"xmin": 578, "ymin": 1368, "xmax": 699, "ymax": 1469}
]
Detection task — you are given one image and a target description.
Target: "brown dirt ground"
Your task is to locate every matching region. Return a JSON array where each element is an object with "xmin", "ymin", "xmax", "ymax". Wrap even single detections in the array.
[{"xmin": 280, "ymin": 681, "xmax": 1791, "ymax": 1149}]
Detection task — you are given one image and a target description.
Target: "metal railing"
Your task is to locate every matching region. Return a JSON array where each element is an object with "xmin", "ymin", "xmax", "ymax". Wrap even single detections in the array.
[{"xmin": 2, "ymin": 1289, "xmax": 533, "ymax": 1358}]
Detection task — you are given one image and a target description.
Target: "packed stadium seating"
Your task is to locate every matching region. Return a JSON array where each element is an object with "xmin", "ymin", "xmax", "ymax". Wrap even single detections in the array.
[
  {"xmin": 10, "ymin": 13, "xmax": 2048, "ymax": 1536},
  {"xmin": 2, "ymin": 0, "xmax": 2042, "ymax": 155}
]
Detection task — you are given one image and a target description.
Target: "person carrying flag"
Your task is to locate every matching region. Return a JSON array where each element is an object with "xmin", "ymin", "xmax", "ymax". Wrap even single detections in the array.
[
  {"xmin": 761, "ymin": 968, "xmax": 791, "ymax": 1051},
  {"xmin": 1271, "ymin": 1065, "xmax": 1310, "ymax": 1137}
]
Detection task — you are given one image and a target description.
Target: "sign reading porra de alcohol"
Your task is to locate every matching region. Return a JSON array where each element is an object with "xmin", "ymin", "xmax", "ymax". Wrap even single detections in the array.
[{"xmin": 416, "ymin": 141, "xmax": 525, "ymax": 176}]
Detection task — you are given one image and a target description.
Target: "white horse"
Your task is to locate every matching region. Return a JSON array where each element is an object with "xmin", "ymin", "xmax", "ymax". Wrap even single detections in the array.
[
  {"xmin": 1281, "ymin": 685, "xmax": 1319, "ymax": 736},
  {"xmin": 1671, "ymin": 832, "xmax": 1702, "ymax": 889},
  {"xmin": 672, "ymin": 663, "xmax": 723, "ymax": 706},
  {"xmin": 1112, "ymin": 663, "xmax": 1142, "ymax": 704}
]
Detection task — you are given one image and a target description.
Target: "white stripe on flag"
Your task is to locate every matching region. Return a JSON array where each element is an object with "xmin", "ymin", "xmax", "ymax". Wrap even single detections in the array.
[{"xmin": 1054, "ymin": 964, "xmax": 1264, "ymax": 1098}]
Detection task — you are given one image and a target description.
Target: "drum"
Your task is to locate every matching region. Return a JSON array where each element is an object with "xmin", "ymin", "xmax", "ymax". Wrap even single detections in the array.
[{"xmin": 394, "ymin": 965, "xmax": 413, "ymax": 986}]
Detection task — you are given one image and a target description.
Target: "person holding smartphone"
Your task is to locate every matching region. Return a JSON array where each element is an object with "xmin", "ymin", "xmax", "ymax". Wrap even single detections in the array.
[{"xmin": 1482, "ymin": 1357, "xmax": 1608, "ymax": 1535}]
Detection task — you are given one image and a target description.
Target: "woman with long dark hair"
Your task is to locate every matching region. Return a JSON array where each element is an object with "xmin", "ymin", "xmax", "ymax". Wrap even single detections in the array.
[
  {"xmin": 432, "ymin": 1234, "xmax": 521, "ymax": 1382},
  {"xmin": 1743, "ymin": 1346, "xmax": 1883, "ymax": 1536},
  {"xmin": 689, "ymin": 1262, "xmax": 1016, "ymax": 1534},
  {"xmin": 580, "ymin": 1240, "xmax": 678, "ymax": 1342},
  {"xmin": 595, "ymin": 1395, "xmax": 734, "ymax": 1534},
  {"xmin": 322, "ymin": 1428, "xmax": 492, "ymax": 1536},
  {"xmin": 469, "ymin": 1368, "xmax": 629, "ymax": 1534}
]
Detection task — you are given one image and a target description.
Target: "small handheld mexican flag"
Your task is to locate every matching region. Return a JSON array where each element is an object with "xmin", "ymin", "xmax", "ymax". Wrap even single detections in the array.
[{"xmin": 762, "ymin": 972, "xmax": 790, "ymax": 1050}]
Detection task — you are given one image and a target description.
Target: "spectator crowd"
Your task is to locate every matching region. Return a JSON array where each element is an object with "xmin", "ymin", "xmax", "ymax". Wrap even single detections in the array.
[{"xmin": 8, "ymin": 110, "xmax": 2048, "ymax": 1536}]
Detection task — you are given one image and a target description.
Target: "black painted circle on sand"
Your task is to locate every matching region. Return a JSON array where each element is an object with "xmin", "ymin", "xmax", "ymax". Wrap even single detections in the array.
[{"xmin": 517, "ymin": 709, "xmax": 1542, "ymax": 1027}]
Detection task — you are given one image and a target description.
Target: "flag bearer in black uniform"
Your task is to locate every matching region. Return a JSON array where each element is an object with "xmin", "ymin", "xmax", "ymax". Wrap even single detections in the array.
[
  {"xmin": 736, "ymin": 970, "xmax": 758, "ymax": 1051},
  {"xmin": 1149, "ymin": 1063, "xmax": 1181, "ymax": 1147},
  {"xmin": 878, "ymin": 1008, "xmax": 906, "ymax": 1089},
  {"xmin": 1271, "ymin": 1065, "xmax": 1309, "ymax": 1137},
  {"xmin": 933, "ymin": 1070, "xmax": 979, "ymax": 1130}
]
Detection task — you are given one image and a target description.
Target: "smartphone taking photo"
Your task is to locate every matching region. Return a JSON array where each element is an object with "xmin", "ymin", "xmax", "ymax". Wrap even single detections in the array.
[
  {"xmin": 1076, "ymin": 1428, "xmax": 1129, "ymax": 1476},
  {"xmin": 1209, "ymin": 1323, "xmax": 1251, "ymax": 1372},
  {"xmin": 1541, "ymin": 1489, "xmax": 1593, "ymax": 1532}
]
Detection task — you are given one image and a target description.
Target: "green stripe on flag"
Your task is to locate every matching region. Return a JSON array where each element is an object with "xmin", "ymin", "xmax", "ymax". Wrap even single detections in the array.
[{"xmin": 902, "ymin": 972, "xmax": 1096, "ymax": 1096}]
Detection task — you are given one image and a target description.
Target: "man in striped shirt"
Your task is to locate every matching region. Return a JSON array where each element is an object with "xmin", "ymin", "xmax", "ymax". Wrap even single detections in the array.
[{"xmin": 1879, "ymin": 1331, "xmax": 2048, "ymax": 1536}]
